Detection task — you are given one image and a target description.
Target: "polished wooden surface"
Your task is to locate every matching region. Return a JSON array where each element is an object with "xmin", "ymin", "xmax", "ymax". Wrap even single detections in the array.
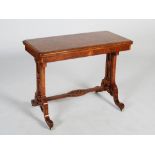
[
  {"xmin": 23, "ymin": 31, "xmax": 132, "ymax": 53},
  {"xmin": 23, "ymin": 31, "xmax": 133, "ymax": 62},
  {"xmin": 23, "ymin": 31, "xmax": 133, "ymax": 129}
]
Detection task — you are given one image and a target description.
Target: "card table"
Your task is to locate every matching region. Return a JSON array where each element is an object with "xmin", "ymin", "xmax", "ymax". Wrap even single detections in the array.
[{"xmin": 23, "ymin": 31, "xmax": 133, "ymax": 129}]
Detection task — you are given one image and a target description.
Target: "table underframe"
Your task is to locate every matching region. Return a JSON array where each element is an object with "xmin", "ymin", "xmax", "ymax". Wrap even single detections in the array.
[{"xmin": 31, "ymin": 52, "xmax": 124, "ymax": 129}]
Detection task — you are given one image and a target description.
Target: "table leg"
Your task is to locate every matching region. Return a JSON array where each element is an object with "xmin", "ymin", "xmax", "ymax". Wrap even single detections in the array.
[
  {"xmin": 101, "ymin": 53, "xmax": 125, "ymax": 111},
  {"xmin": 32, "ymin": 59, "xmax": 53, "ymax": 129}
]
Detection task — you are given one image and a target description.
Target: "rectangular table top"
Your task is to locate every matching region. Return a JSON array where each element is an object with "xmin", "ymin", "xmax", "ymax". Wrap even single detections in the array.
[{"xmin": 23, "ymin": 31, "xmax": 133, "ymax": 62}]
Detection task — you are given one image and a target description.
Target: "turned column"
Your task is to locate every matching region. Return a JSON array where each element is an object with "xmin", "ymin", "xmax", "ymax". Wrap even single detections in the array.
[
  {"xmin": 101, "ymin": 52, "xmax": 125, "ymax": 111},
  {"xmin": 110, "ymin": 53, "xmax": 125, "ymax": 111},
  {"xmin": 33, "ymin": 58, "xmax": 53, "ymax": 129}
]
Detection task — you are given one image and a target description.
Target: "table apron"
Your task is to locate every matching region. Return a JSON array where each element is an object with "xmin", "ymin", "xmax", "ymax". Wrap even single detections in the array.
[{"xmin": 42, "ymin": 45, "xmax": 131, "ymax": 63}]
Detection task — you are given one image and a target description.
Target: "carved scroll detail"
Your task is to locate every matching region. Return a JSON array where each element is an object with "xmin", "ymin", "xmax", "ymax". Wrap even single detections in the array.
[{"xmin": 32, "ymin": 86, "xmax": 105, "ymax": 104}]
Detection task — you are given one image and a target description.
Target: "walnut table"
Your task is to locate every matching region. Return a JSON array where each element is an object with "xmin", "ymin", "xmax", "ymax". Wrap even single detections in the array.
[{"xmin": 23, "ymin": 31, "xmax": 133, "ymax": 129}]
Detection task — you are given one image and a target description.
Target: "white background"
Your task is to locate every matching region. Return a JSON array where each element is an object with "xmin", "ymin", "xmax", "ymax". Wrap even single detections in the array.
[
  {"xmin": 0, "ymin": 0, "xmax": 155, "ymax": 155},
  {"xmin": 0, "ymin": 19, "xmax": 155, "ymax": 134}
]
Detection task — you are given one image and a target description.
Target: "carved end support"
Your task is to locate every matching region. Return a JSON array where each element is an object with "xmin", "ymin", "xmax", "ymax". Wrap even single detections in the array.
[
  {"xmin": 112, "ymin": 84, "xmax": 125, "ymax": 111},
  {"xmin": 99, "ymin": 78, "xmax": 125, "ymax": 111}
]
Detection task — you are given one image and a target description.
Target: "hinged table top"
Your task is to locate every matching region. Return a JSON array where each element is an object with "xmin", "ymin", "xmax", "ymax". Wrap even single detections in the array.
[{"xmin": 23, "ymin": 31, "xmax": 133, "ymax": 54}]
